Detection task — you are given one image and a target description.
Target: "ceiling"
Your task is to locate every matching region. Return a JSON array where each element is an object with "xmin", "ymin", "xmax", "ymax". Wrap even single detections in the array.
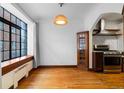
[{"xmin": 16, "ymin": 3, "xmax": 97, "ymax": 22}]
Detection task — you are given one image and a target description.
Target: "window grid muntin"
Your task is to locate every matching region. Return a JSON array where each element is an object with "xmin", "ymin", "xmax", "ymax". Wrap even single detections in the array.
[{"xmin": 0, "ymin": 6, "xmax": 27, "ymax": 62}]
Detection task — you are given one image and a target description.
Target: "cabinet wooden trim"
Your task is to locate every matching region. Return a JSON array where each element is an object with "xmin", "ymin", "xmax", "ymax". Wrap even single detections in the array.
[
  {"xmin": 77, "ymin": 31, "xmax": 89, "ymax": 70},
  {"xmin": 92, "ymin": 52, "xmax": 103, "ymax": 72},
  {"xmin": 2, "ymin": 55, "xmax": 34, "ymax": 75},
  {"xmin": 122, "ymin": 58, "xmax": 124, "ymax": 72}
]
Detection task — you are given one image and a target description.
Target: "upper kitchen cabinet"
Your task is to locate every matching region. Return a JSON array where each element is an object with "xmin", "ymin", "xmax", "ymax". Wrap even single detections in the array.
[{"xmin": 93, "ymin": 13, "xmax": 123, "ymax": 36}]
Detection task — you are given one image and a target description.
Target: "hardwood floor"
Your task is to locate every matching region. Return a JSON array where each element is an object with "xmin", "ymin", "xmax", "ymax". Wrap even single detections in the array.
[{"xmin": 17, "ymin": 67, "xmax": 124, "ymax": 89}]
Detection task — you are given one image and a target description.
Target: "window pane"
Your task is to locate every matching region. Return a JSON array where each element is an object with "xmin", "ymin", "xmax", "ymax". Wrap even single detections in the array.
[
  {"xmin": 4, "ymin": 51, "xmax": 9, "ymax": 60},
  {"xmin": 4, "ymin": 41, "xmax": 9, "ymax": 50},
  {"xmin": 16, "ymin": 43, "xmax": 20, "ymax": 49},
  {"xmin": 21, "ymin": 50, "xmax": 27, "ymax": 56},
  {"xmin": 0, "ymin": 31, "xmax": 3, "ymax": 40},
  {"xmin": 21, "ymin": 36, "xmax": 26, "ymax": 42},
  {"xmin": 17, "ymin": 18, "xmax": 21, "ymax": 26},
  {"xmin": 4, "ymin": 23, "xmax": 9, "ymax": 32},
  {"xmin": 0, "ymin": 21, "xmax": 3, "ymax": 30},
  {"xmin": 4, "ymin": 10, "xmax": 10, "ymax": 21},
  {"xmin": 16, "ymin": 50, "xmax": 20, "ymax": 57},
  {"xmin": 11, "ymin": 41, "xmax": 16, "ymax": 50},
  {"xmin": 21, "ymin": 29, "xmax": 27, "ymax": 37},
  {"xmin": 0, "ymin": 6, "xmax": 3, "ymax": 17},
  {"xmin": 16, "ymin": 29, "xmax": 20, "ymax": 35},
  {"xmin": 21, "ymin": 43, "xmax": 27, "ymax": 49},
  {"xmin": 11, "ymin": 15, "xmax": 16, "ymax": 24},
  {"xmin": 0, "ymin": 40, "xmax": 3, "ymax": 51},
  {"xmin": 11, "ymin": 33, "xmax": 16, "ymax": 41},
  {"xmin": 11, "ymin": 27, "xmax": 16, "ymax": 33},
  {"xmin": 1, "ymin": 52, "xmax": 3, "ymax": 61},
  {"xmin": 0, "ymin": 7, "xmax": 28, "ymax": 62},
  {"xmin": 21, "ymin": 21, "xmax": 26, "ymax": 30},
  {"xmin": 11, "ymin": 51, "xmax": 16, "ymax": 58},
  {"xmin": 16, "ymin": 35, "xmax": 20, "ymax": 42},
  {"xmin": 4, "ymin": 32, "xmax": 9, "ymax": 41}
]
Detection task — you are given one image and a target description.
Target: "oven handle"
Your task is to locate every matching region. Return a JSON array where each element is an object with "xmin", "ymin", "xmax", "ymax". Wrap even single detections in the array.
[{"xmin": 103, "ymin": 55, "xmax": 122, "ymax": 57}]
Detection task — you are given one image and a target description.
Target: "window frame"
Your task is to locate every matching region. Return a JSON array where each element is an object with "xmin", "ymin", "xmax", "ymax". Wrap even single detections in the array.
[{"xmin": 0, "ymin": 6, "xmax": 27, "ymax": 62}]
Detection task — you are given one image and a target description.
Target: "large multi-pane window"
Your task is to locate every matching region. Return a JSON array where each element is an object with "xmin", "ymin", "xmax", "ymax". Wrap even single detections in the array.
[{"xmin": 0, "ymin": 6, "xmax": 27, "ymax": 62}]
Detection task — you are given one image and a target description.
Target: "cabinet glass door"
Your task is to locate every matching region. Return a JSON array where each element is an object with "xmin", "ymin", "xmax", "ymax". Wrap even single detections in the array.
[{"xmin": 79, "ymin": 34, "xmax": 85, "ymax": 50}]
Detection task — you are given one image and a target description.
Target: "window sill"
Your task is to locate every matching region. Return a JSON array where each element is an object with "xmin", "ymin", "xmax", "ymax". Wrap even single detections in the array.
[{"xmin": 2, "ymin": 55, "xmax": 34, "ymax": 75}]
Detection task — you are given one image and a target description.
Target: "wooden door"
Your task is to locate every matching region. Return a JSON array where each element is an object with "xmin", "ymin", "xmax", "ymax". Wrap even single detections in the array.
[{"xmin": 77, "ymin": 31, "xmax": 89, "ymax": 70}]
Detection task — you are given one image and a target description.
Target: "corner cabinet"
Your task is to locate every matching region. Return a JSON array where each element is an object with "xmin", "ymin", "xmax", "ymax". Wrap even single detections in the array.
[{"xmin": 77, "ymin": 31, "xmax": 89, "ymax": 70}]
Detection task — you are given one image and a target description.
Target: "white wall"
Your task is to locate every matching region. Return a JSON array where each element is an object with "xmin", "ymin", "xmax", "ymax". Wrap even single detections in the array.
[
  {"xmin": 117, "ymin": 22, "xmax": 124, "ymax": 51},
  {"xmin": 16, "ymin": 3, "xmax": 96, "ymax": 66},
  {"xmin": 39, "ymin": 18, "xmax": 84, "ymax": 65},
  {"xmin": 37, "ymin": 3, "xmax": 123, "ymax": 66},
  {"xmin": 8, "ymin": 3, "xmax": 123, "ymax": 67},
  {"xmin": 83, "ymin": 3, "xmax": 123, "ymax": 31}
]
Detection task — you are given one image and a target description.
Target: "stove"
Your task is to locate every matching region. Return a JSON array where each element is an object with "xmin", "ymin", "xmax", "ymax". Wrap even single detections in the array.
[
  {"xmin": 103, "ymin": 50, "xmax": 122, "ymax": 73},
  {"xmin": 103, "ymin": 50, "xmax": 122, "ymax": 55},
  {"xmin": 93, "ymin": 44, "xmax": 122, "ymax": 73},
  {"xmin": 94, "ymin": 44, "xmax": 122, "ymax": 55}
]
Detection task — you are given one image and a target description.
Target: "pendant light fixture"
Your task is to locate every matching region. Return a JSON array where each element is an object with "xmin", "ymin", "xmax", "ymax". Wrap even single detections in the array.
[{"xmin": 54, "ymin": 3, "xmax": 68, "ymax": 25}]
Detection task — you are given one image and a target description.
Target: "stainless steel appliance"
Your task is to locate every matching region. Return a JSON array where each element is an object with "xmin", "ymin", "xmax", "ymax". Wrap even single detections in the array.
[
  {"xmin": 93, "ymin": 44, "xmax": 122, "ymax": 73},
  {"xmin": 103, "ymin": 50, "xmax": 122, "ymax": 73}
]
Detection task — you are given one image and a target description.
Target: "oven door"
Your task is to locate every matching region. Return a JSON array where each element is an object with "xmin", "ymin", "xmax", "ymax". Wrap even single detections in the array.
[{"xmin": 103, "ymin": 55, "xmax": 122, "ymax": 73}]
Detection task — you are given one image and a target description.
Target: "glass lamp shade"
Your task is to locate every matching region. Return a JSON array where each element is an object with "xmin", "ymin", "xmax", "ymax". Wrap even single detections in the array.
[{"xmin": 54, "ymin": 15, "xmax": 68, "ymax": 25}]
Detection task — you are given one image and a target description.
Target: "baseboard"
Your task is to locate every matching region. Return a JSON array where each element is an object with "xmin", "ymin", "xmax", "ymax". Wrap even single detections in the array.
[
  {"xmin": 39, "ymin": 65, "xmax": 77, "ymax": 67},
  {"xmin": 88, "ymin": 68, "xmax": 94, "ymax": 71}
]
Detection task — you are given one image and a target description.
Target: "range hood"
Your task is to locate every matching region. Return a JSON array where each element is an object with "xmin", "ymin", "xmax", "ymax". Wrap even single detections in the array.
[
  {"xmin": 93, "ymin": 19, "xmax": 121, "ymax": 36},
  {"xmin": 100, "ymin": 19, "xmax": 120, "ymax": 34}
]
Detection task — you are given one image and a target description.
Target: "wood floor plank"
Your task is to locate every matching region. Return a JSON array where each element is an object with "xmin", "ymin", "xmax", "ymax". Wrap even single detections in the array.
[{"xmin": 17, "ymin": 67, "xmax": 124, "ymax": 89}]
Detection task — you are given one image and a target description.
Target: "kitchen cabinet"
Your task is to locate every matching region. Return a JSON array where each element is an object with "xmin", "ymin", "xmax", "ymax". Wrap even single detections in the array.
[
  {"xmin": 92, "ymin": 52, "xmax": 103, "ymax": 72},
  {"xmin": 122, "ymin": 57, "xmax": 124, "ymax": 72},
  {"xmin": 77, "ymin": 31, "xmax": 89, "ymax": 70}
]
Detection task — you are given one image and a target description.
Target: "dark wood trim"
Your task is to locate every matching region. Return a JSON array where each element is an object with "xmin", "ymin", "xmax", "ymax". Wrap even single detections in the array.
[
  {"xmin": 122, "ymin": 58, "xmax": 124, "ymax": 72},
  {"xmin": 88, "ymin": 68, "xmax": 94, "ymax": 71},
  {"xmin": 77, "ymin": 31, "xmax": 89, "ymax": 70},
  {"xmin": 2, "ymin": 55, "xmax": 34, "ymax": 75},
  {"xmin": 77, "ymin": 31, "xmax": 89, "ymax": 34},
  {"xmin": 87, "ymin": 31, "xmax": 89, "ymax": 70}
]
